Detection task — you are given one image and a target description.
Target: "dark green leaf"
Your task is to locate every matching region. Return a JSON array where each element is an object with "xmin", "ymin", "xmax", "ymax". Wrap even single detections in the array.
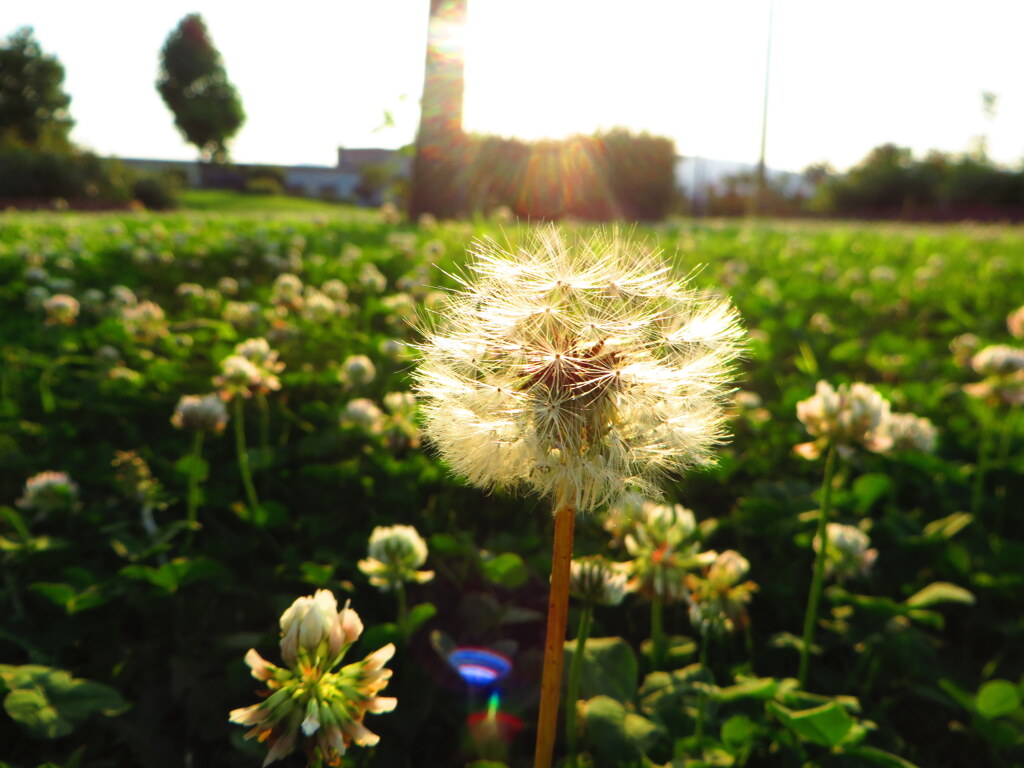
[
  {"xmin": 767, "ymin": 700, "xmax": 863, "ymax": 748},
  {"xmin": 564, "ymin": 636, "xmax": 638, "ymax": 703},
  {"xmin": 406, "ymin": 602, "xmax": 437, "ymax": 636},
  {"xmin": 904, "ymin": 582, "xmax": 975, "ymax": 608},
  {"xmin": 480, "ymin": 552, "xmax": 527, "ymax": 589}
]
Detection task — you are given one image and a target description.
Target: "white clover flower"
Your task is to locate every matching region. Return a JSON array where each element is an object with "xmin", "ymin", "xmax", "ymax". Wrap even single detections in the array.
[
  {"xmin": 813, "ymin": 523, "xmax": 877, "ymax": 582},
  {"xmin": 271, "ymin": 273, "xmax": 304, "ymax": 309},
  {"xmin": 569, "ymin": 557, "xmax": 629, "ymax": 606},
  {"xmin": 223, "ymin": 300, "xmax": 263, "ymax": 328},
  {"xmin": 358, "ymin": 524, "xmax": 434, "ymax": 592},
  {"xmin": 624, "ymin": 501, "xmax": 711, "ymax": 603},
  {"xmin": 686, "ymin": 549, "xmax": 757, "ymax": 635},
  {"xmin": 339, "ymin": 355, "xmax": 377, "ymax": 388},
  {"xmin": 341, "ymin": 398, "xmax": 385, "ymax": 433},
  {"xmin": 109, "ymin": 285, "xmax": 138, "ymax": 308},
  {"xmin": 358, "ymin": 263, "xmax": 387, "ymax": 293},
  {"xmin": 214, "ymin": 355, "xmax": 263, "ymax": 400},
  {"xmin": 880, "ymin": 412, "xmax": 937, "ymax": 453},
  {"xmin": 971, "ymin": 345, "xmax": 1024, "ymax": 377},
  {"xmin": 321, "ymin": 279, "xmax": 349, "ymax": 302},
  {"xmin": 217, "ymin": 276, "xmax": 239, "ymax": 296},
  {"xmin": 417, "ymin": 212, "xmax": 438, "ymax": 230},
  {"xmin": 234, "ymin": 338, "xmax": 285, "ymax": 393},
  {"xmin": 279, "ymin": 590, "xmax": 360, "ymax": 666},
  {"xmin": 171, "ymin": 394, "xmax": 229, "ymax": 434},
  {"xmin": 795, "ymin": 381, "xmax": 892, "ymax": 459},
  {"xmin": 964, "ymin": 345, "xmax": 1024, "ymax": 405},
  {"xmin": 383, "ymin": 391, "xmax": 416, "ymax": 415},
  {"xmin": 121, "ymin": 300, "xmax": 168, "ymax": 342},
  {"xmin": 43, "ymin": 294, "xmax": 79, "ymax": 326},
  {"xmin": 16, "ymin": 470, "xmax": 79, "ymax": 515},
  {"xmin": 176, "ymin": 282, "xmax": 204, "ymax": 299},
  {"xmin": 413, "ymin": 228, "xmax": 744, "ymax": 512},
  {"xmin": 301, "ymin": 289, "xmax": 339, "ymax": 323},
  {"xmin": 950, "ymin": 333, "xmax": 980, "ymax": 367}
]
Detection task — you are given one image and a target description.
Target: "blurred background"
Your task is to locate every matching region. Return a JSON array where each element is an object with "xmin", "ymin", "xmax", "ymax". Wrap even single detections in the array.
[{"xmin": 2, "ymin": 0, "xmax": 1023, "ymax": 219}]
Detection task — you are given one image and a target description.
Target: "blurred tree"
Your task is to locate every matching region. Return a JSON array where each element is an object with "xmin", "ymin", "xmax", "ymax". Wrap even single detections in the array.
[
  {"xmin": 0, "ymin": 27, "xmax": 74, "ymax": 149},
  {"xmin": 157, "ymin": 14, "xmax": 245, "ymax": 163},
  {"xmin": 408, "ymin": 0, "xmax": 468, "ymax": 219}
]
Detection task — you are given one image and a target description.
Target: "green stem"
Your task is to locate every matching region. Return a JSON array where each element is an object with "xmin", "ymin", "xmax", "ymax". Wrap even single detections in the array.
[
  {"xmin": 565, "ymin": 602, "xmax": 593, "ymax": 768},
  {"xmin": 651, "ymin": 592, "xmax": 666, "ymax": 670},
  {"xmin": 396, "ymin": 582, "xmax": 408, "ymax": 640},
  {"xmin": 798, "ymin": 441, "xmax": 838, "ymax": 689},
  {"xmin": 256, "ymin": 390, "xmax": 271, "ymax": 471},
  {"xmin": 233, "ymin": 397, "xmax": 261, "ymax": 513},
  {"xmin": 971, "ymin": 410, "xmax": 994, "ymax": 521},
  {"xmin": 185, "ymin": 430, "xmax": 205, "ymax": 545},
  {"xmin": 3, "ymin": 564, "xmax": 25, "ymax": 620}
]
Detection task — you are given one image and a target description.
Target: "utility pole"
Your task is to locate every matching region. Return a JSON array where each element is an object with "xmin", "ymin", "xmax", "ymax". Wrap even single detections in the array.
[{"xmin": 755, "ymin": 0, "xmax": 775, "ymax": 215}]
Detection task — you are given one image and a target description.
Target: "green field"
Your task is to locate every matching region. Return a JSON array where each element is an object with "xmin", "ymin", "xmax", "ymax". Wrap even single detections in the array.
[
  {"xmin": 0, "ymin": 212, "xmax": 1021, "ymax": 768},
  {"xmin": 176, "ymin": 189, "xmax": 368, "ymax": 214}
]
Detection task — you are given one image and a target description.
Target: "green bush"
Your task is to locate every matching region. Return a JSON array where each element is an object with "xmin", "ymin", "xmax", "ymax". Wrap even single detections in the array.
[
  {"xmin": 0, "ymin": 146, "xmax": 131, "ymax": 202},
  {"xmin": 132, "ymin": 175, "xmax": 179, "ymax": 210}
]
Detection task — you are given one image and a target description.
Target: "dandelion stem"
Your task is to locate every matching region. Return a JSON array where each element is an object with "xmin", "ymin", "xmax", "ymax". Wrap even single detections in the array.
[
  {"xmin": 565, "ymin": 601, "xmax": 593, "ymax": 768},
  {"xmin": 798, "ymin": 440, "xmax": 837, "ymax": 689},
  {"xmin": 233, "ymin": 397, "xmax": 261, "ymax": 514},
  {"xmin": 534, "ymin": 502, "xmax": 575, "ymax": 768},
  {"xmin": 185, "ymin": 430, "xmax": 204, "ymax": 544},
  {"xmin": 651, "ymin": 593, "xmax": 666, "ymax": 670}
]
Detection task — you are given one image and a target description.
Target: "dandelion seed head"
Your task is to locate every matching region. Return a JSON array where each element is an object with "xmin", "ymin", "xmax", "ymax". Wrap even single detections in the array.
[{"xmin": 413, "ymin": 228, "xmax": 743, "ymax": 512}]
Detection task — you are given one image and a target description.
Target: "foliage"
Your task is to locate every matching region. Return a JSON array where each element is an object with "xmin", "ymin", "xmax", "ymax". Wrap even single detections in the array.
[
  {"xmin": 0, "ymin": 215, "xmax": 1021, "ymax": 767},
  {"xmin": 0, "ymin": 27, "xmax": 74, "ymax": 150},
  {"xmin": 131, "ymin": 174, "xmax": 179, "ymax": 211},
  {"xmin": 0, "ymin": 147, "xmax": 133, "ymax": 203},
  {"xmin": 156, "ymin": 14, "xmax": 245, "ymax": 163},
  {"xmin": 460, "ymin": 129, "xmax": 678, "ymax": 221},
  {"xmin": 811, "ymin": 144, "xmax": 1024, "ymax": 220}
]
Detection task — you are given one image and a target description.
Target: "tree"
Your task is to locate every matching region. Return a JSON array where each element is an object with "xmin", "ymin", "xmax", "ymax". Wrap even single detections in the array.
[
  {"xmin": 408, "ymin": 0, "xmax": 468, "ymax": 219},
  {"xmin": 157, "ymin": 14, "xmax": 244, "ymax": 163},
  {"xmin": 0, "ymin": 27, "xmax": 74, "ymax": 149}
]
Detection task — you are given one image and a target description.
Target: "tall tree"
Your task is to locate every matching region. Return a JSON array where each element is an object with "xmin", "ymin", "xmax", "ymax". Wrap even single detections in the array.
[
  {"xmin": 0, "ymin": 27, "xmax": 74, "ymax": 149},
  {"xmin": 157, "ymin": 14, "xmax": 245, "ymax": 163},
  {"xmin": 408, "ymin": 0, "xmax": 468, "ymax": 219}
]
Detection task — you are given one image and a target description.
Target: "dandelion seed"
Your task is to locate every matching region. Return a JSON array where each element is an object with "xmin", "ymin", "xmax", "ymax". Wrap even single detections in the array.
[{"xmin": 414, "ymin": 228, "xmax": 744, "ymax": 512}]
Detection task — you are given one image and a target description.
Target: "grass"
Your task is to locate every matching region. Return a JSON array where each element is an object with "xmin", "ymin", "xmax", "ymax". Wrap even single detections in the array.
[{"xmin": 177, "ymin": 189, "xmax": 365, "ymax": 214}]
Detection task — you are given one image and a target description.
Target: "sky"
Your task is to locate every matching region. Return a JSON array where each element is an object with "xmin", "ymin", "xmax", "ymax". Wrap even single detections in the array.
[{"xmin": 2, "ymin": 0, "xmax": 1023, "ymax": 173}]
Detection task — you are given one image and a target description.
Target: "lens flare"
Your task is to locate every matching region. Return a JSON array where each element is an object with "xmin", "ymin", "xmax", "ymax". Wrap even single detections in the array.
[{"xmin": 447, "ymin": 647, "xmax": 512, "ymax": 686}]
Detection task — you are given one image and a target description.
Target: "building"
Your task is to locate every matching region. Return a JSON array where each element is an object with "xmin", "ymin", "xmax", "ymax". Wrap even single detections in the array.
[{"xmin": 118, "ymin": 147, "xmax": 410, "ymax": 205}]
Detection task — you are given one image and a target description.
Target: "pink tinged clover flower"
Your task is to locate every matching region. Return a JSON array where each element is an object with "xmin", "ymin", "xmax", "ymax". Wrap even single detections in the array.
[{"xmin": 229, "ymin": 591, "xmax": 396, "ymax": 766}]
